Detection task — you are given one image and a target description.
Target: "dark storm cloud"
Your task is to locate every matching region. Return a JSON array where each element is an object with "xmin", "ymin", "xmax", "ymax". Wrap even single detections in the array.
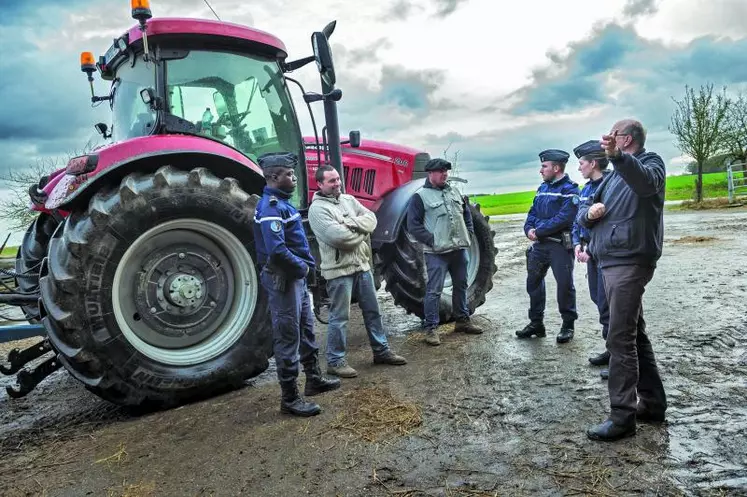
[{"xmin": 509, "ymin": 24, "xmax": 643, "ymax": 114}]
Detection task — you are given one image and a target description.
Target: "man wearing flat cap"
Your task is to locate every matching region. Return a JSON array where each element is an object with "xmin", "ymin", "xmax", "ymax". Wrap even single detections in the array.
[
  {"xmin": 407, "ymin": 158, "xmax": 484, "ymax": 346},
  {"xmin": 254, "ymin": 152, "xmax": 340, "ymax": 417},
  {"xmin": 571, "ymin": 140, "xmax": 611, "ymax": 379},
  {"xmin": 517, "ymin": 149, "xmax": 580, "ymax": 343}
]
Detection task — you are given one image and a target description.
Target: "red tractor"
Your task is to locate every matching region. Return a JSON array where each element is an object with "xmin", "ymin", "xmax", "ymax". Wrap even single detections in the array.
[{"xmin": 6, "ymin": 1, "xmax": 497, "ymax": 406}]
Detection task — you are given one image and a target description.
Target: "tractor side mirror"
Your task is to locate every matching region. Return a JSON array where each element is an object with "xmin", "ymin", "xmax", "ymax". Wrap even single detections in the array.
[
  {"xmin": 349, "ymin": 130, "xmax": 360, "ymax": 148},
  {"xmin": 311, "ymin": 31, "xmax": 335, "ymax": 87}
]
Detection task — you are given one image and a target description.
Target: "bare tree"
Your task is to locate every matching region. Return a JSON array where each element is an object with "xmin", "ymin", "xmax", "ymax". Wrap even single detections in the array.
[
  {"xmin": 724, "ymin": 92, "xmax": 747, "ymax": 164},
  {"xmin": 669, "ymin": 83, "xmax": 731, "ymax": 202},
  {"xmin": 0, "ymin": 158, "xmax": 61, "ymax": 233}
]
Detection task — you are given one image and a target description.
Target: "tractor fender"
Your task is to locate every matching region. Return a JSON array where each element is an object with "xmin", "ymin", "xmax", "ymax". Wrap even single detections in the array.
[
  {"xmin": 371, "ymin": 178, "xmax": 424, "ymax": 249},
  {"xmin": 45, "ymin": 135, "xmax": 266, "ymax": 212}
]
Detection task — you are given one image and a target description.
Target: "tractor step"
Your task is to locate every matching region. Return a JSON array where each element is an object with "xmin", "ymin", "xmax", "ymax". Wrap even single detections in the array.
[{"xmin": 6, "ymin": 355, "xmax": 62, "ymax": 398}]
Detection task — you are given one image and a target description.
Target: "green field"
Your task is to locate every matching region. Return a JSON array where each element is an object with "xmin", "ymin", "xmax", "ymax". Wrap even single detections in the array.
[
  {"xmin": 470, "ymin": 172, "xmax": 730, "ymax": 217},
  {"xmin": 0, "ymin": 246, "xmax": 17, "ymax": 257}
]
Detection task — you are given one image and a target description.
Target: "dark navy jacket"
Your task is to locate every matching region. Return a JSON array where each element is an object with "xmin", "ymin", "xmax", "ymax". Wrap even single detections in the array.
[
  {"xmin": 577, "ymin": 149, "xmax": 665, "ymax": 268},
  {"xmin": 254, "ymin": 186, "xmax": 315, "ymax": 279},
  {"xmin": 524, "ymin": 174, "xmax": 580, "ymax": 238},
  {"xmin": 571, "ymin": 171, "xmax": 609, "ymax": 247}
]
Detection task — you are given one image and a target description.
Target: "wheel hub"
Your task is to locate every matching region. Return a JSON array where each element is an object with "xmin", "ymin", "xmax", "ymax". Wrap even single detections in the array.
[
  {"xmin": 166, "ymin": 273, "xmax": 204, "ymax": 308},
  {"xmin": 124, "ymin": 236, "xmax": 234, "ymax": 350}
]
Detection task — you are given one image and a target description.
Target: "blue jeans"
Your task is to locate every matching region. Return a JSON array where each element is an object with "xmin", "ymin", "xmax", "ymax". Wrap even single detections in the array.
[
  {"xmin": 326, "ymin": 270, "xmax": 389, "ymax": 367},
  {"xmin": 260, "ymin": 270, "xmax": 318, "ymax": 384},
  {"xmin": 424, "ymin": 250, "xmax": 470, "ymax": 330}
]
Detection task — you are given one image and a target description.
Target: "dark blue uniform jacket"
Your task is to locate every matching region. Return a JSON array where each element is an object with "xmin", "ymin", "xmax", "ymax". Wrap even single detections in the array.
[
  {"xmin": 524, "ymin": 174, "xmax": 580, "ymax": 238},
  {"xmin": 571, "ymin": 171, "xmax": 609, "ymax": 247},
  {"xmin": 254, "ymin": 186, "xmax": 315, "ymax": 279}
]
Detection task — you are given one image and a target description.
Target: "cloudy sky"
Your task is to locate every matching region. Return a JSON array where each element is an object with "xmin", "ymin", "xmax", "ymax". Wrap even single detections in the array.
[{"xmin": 1, "ymin": 0, "xmax": 746, "ymax": 197}]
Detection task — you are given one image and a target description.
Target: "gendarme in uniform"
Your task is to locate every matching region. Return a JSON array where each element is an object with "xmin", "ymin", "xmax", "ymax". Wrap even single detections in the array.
[
  {"xmin": 517, "ymin": 149, "xmax": 579, "ymax": 343},
  {"xmin": 253, "ymin": 152, "xmax": 339, "ymax": 417}
]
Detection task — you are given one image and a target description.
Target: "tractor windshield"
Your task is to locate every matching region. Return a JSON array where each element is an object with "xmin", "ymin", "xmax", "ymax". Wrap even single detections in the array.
[
  {"xmin": 165, "ymin": 50, "xmax": 303, "ymax": 168},
  {"xmin": 111, "ymin": 56, "xmax": 157, "ymax": 142}
]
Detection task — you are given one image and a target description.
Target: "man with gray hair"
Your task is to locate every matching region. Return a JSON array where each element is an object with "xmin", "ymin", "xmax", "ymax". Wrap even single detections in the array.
[{"xmin": 577, "ymin": 119, "xmax": 668, "ymax": 441}]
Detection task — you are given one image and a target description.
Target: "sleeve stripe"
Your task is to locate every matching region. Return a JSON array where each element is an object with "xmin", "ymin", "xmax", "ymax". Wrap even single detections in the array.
[{"xmin": 254, "ymin": 212, "xmax": 302, "ymax": 224}]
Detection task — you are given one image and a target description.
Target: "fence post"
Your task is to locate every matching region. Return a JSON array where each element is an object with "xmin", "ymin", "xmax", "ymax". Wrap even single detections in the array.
[{"xmin": 727, "ymin": 160, "xmax": 734, "ymax": 203}]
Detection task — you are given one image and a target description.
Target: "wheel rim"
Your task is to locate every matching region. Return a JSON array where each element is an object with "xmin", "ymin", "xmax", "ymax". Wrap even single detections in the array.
[
  {"xmin": 112, "ymin": 219, "xmax": 257, "ymax": 366},
  {"xmin": 442, "ymin": 232, "xmax": 480, "ymax": 296}
]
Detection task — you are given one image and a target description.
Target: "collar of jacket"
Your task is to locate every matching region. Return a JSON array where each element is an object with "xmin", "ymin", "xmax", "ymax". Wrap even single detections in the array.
[
  {"xmin": 263, "ymin": 186, "xmax": 292, "ymax": 200},
  {"xmin": 314, "ymin": 191, "xmax": 342, "ymax": 204},
  {"xmin": 588, "ymin": 169, "xmax": 611, "ymax": 186},
  {"xmin": 547, "ymin": 173, "xmax": 571, "ymax": 186}
]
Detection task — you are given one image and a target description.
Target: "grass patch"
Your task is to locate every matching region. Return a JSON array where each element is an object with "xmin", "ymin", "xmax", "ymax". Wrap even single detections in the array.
[
  {"xmin": 0, "ymin": 246, "xmax": 18, "ymax": 258},
  {"xmin": 471, "ymin": 172, "xmax": 730, "ymax": 217}
]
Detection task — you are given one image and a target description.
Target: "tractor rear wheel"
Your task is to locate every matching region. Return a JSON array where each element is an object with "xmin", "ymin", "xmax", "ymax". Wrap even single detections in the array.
[
  {"xmin": 382, "ymin": 203, "xmax": 497, "ymax": 323},
  {"xmin": 15, "ymin": 213, "xmax": 59, "ymax": 322},
  {"xmin": 39, "ymin": 166, "xmax": 272, "ymax": 407}
]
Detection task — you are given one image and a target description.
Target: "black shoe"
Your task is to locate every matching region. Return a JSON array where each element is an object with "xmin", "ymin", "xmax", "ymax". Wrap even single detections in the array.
[
  {"xmin": 586, "ymin": 419, "xmax": 636, "ymax": 441},
  {"xmin": 600, "ymin": 369, "xmax": 609, "ymax": 380},
  {"xmin": 636, "ymin": 404, "xmax": 666, "ymax": 423},
  {"xmin": 589, "ymin": 350, "xmax": 610, "ymax": 366},
  {"xmin": 280, "ymin": 381, "xmax": 321, "ymax": 416},
  {"xmin": 304, "ymin": 372, "xmax": 341, "ymax": 397},
  {"xmin": 556, "ymin": 326, "xmax": 574, "ymax": 343},
  {"xmin": 516, "ymin": 322, "xmax": 546, "ymax": 339}
]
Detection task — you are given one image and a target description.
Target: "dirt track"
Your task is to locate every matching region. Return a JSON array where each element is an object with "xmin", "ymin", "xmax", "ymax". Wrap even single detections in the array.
[{"xmin": 1, "ymin": 208, "xmax": 746, "ymax": 497}]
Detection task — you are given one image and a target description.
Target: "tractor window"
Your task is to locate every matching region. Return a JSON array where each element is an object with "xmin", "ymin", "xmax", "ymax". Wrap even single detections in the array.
[
  {"xmin": 165, "ymin": 50, "xmax": 303, "ymax": 169},
  {"xmin": 111, "ymin": 57, "xmax": 157, "ymax": 142}
]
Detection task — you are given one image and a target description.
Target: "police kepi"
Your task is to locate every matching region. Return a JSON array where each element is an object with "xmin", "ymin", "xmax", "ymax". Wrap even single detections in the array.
[
  {"xmin": 517, "ymin": 149, "xmax": 580, "ymax": 343},
  {"xmin": 253, "ymin": 152, "xmax": 340, "ymax": 417}
]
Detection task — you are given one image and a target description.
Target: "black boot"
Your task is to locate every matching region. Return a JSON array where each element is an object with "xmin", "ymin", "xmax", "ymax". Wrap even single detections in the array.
[
  {"xmin": 516, "ymin": 321, "xmax": 546, "ymax": 339},
  {"xmin": 280, "ymin": 381, "xmax": 321, "ymax": 417},
  {"xmin": 556, "ymin": 323, "xmax": 574, "ymax": 343},
  {"xmin": 303, "ymin": 362, "xmax": 341, "ymax": 397},
  {"xmin": 586, "ymin": 418, "xmax": 636, "ymax": 441},
  {"xmin": 589, "ymin": 350, "xmax": 610, "ymax": 366}
]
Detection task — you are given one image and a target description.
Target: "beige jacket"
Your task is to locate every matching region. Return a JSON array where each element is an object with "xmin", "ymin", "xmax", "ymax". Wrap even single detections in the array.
[{"xmin": 308, "ymin": 193, "xmax": 377, "ymax": 280}]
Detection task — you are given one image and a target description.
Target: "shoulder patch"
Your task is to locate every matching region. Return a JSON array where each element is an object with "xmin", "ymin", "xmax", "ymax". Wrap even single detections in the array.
[
  {"xmin": 270, "ymin": 220, "xmax": 282, "ymax": 233},
  {"xmin": 572, "ymin": 195, "xmax": 580, "ymax": 205}
]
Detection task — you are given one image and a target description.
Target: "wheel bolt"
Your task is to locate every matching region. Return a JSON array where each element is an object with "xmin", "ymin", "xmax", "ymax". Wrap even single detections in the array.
[
  {"xmin": 210, "ymin": 301, "xmax": 216, "ymax": 307},
  {"xmin": 150, "ymin": 307, "xmax": 157, "ymax": 314},
  {"xmin": 178, "ymin": 253, "xmax": 185, "ymax": 259}
]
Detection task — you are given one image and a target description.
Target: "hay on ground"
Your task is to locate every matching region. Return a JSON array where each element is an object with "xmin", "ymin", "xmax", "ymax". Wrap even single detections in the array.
[{"xmin": 330, "ymin": 387, "xmax": 422, "ymax": 443}]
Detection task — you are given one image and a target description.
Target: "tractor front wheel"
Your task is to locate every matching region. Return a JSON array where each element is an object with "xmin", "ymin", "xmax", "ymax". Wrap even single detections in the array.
[
  {"xmin": 15, "ymin": 213, "xmax": 60, "ymax": 322},
  {"xmin": 382, "ymin": 203, "xmax": 497, "ymax": 323},
  {"xmin": 39, "ymin": 166, "xmax": 272, "ymax": 407}
]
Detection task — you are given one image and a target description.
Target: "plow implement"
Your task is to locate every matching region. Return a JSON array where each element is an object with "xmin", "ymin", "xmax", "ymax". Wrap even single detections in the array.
[{"xmin": 0, "ymin": 232, "xmax": 58, "ymax": 398}]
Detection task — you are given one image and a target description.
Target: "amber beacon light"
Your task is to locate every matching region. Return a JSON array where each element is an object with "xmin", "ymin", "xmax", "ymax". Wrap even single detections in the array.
[
  {"xmin": 80, "ymin": 51, "xmax": 97, "ymax": 98},
  {"xmin": 131, "ymin": 0, "xmax": 153, "ymax": 60}
]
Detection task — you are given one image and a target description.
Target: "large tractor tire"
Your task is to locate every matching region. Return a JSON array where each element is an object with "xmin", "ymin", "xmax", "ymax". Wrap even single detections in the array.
[
  {"xmin": 382, "ymin": 203, "xmax": 497, "ymax": 323},
  {"xmin": 15, "ymin": 213, "xmax": 60, "ymax": 322},
  {"xmin": 39, "ymin": 166, "xmax": 272, "ymax": 407}
]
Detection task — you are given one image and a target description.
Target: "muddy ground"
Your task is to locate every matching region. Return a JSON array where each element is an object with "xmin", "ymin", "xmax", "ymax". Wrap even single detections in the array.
[{"xmin": 1, "ymin": 208, "xmax": 746, "ymax": 497}]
